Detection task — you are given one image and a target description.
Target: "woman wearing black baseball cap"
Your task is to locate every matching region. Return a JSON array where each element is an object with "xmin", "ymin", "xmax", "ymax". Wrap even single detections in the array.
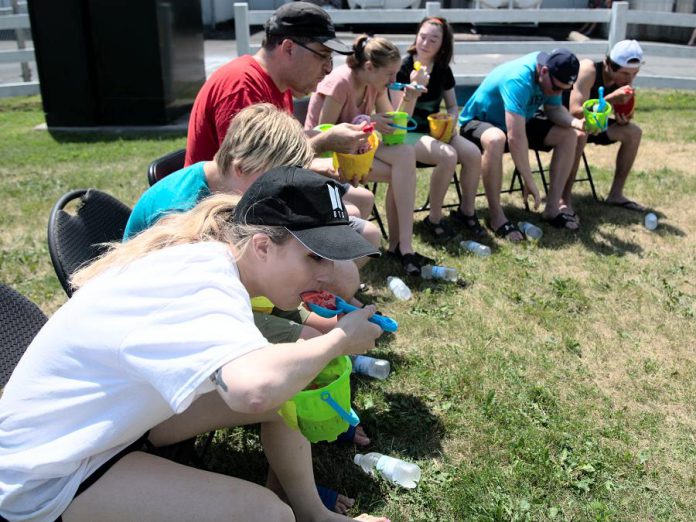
[{"xmin": 0, "ymin": 168, "xmax": 388, "ymax": 522}]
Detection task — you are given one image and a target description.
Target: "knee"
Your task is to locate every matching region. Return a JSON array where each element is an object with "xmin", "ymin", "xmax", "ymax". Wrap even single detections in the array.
[
  {"xmin": 439, "ymin": 145, "xmax": 458, "ymax": 169},
  {"xmin": 576, "ymin": 129, "xmax": 588, "ymax": 147},
  {"xmin": 261, "ymin": 493, "xmax": 295, "ymax": 522},
  {"xmin": 362, "ymin": 221, "xmax": 382, "ymax": 248},
  {"xmin": 627, "ymin": 123, "xmax": 642, "ymax": 142},
  {"xmin": 483, "ymin": 132, "xmax": 506, "ymax": 156},
  {"xmin": 344, "ymin": 203, "xmax": 361, "ymax": 218}
]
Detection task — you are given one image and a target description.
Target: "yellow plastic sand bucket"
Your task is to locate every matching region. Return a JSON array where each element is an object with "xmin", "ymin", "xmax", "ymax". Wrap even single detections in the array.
[
  {"xmin": 332, "ymin": 132, "xmax": 379, "ymax": 183},
  {"xmin": 382, "ymin": 111, "xmax": 417, "ymax": 146},
  {"xmin": 313, "ymin": 123, "xmax": 335, "ymax": 158},
  {"xmin": 427, "ymin": 112, "xmax": 455, "ymax": 144},
  {"xmin": 583, "ymin": 98, "xmax": 612, "ymax": 134},
  {"xmin": 278, "ymin": 356, "xmax": 359, "ymax": 443}
]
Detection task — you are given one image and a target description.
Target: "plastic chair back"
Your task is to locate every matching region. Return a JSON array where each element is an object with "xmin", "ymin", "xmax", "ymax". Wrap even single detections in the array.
[
  {"xmin": 0, "ymin": 284, "xmax": 47, "ymax": 387},
  {"xmin": 147, "ymin": 149, "xmax": 186, "ymax": 186},
  {"xmin": 47, "ymin": 189, "xmax": 132, "ymax": 297}
]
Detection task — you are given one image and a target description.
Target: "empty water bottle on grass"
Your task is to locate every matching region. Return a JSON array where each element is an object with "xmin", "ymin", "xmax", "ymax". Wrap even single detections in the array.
[
  {"xmin": 354, "ymin": 452, "xmax": 421, "ymax": 489},
  {"xmin": 420, "ymin": 264, "xmax": 457, "ymax": 282},
  {"xmin": 518, "ymin": 221, "xmax": 543, "ymax": 241},
  {"xmin": 644, "ymin": 212, "xmax": 658, "ymax": 231},
  {"xmin": 351, "ymin": 355, "xmax": 390, "ymax": 380},
  {"xmin": 387, "ymin": 276, "xmax": 412, "ymax": 300},
  {"xmin": 460, "ymin": 240, "xmax": 491, "ymax": 258}
]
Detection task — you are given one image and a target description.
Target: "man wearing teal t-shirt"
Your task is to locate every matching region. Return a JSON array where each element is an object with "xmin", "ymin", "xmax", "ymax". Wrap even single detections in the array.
[{"xmin": 459, "ymin": 49, "xmax": 587, "ymax": 240}]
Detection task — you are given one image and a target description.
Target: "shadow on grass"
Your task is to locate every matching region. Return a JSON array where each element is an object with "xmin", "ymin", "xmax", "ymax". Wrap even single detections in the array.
[
  {"xmin": 491, "ymin": 193, "xmax": 686, "ymax": 256},
  {"xmin": 198, "ymin": 389, "xmax": 442, "ymax": 510}
]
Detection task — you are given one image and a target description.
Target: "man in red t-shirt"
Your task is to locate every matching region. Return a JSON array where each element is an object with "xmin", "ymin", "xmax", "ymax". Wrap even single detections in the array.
[{"xmin": 185, "ymin": 2, "xmax": 369, "ymax": 167}]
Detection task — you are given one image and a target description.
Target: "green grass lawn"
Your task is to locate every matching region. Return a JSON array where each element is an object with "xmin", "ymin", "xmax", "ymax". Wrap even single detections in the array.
[{"xmin": 1, "ymin": 92, "xmax": 695, "ymax": 521}]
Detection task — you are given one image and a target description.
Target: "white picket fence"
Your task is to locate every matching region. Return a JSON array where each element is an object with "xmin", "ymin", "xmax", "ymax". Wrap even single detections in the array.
[
  {"xmin": 0, "ymin": 0, "xmax": 37, "ymax": 97},
  {"xmin": 2, "ymin": 1, "xmax": 696, "ymax": 97},
  {"xmin": 234, "ymin": 1, "xmax": 696, "ymax": 89}
]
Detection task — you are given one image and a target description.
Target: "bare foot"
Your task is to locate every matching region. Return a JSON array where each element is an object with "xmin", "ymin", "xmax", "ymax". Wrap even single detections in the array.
[
  {"xmin": 334, "ymin": 493, "xmax": 355, "ymax": 515},
  {"xmin": 353, "ymin": 425, "xmax": 370, "ymax": 447},
  {"xmin": 354, "ymin": 514, "xmax": 391, "ymax": 522}
]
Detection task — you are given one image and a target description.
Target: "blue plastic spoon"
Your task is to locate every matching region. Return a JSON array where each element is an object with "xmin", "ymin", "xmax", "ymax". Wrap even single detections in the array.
[
  {"xmin": 388, "ymin": 82, "xmax": 427, "ymax": 91},
  {"xmin": 302, "ymin": 291, "xmax": 398, "ymax": 333}
]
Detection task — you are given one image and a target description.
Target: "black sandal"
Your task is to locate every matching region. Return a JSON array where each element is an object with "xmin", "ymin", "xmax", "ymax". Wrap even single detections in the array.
[
  {"xmin": 493, "ymin": 221, "xmax": 524, "ymax": 241},
  {"xmin": 387, "ymin": 244, "xmax": 435, "ymax": 277},
  {"xmin": 450, "ymin": 209, "xmax": 488, "ymax": 239},
  {"xmin": 546, "ymin": 213, "xmax": 580, "ymax": 231},
  {"xmin": 422, "ymin": 216, "xmax": 456, "ymax": 242},
  {"xmin": 400, "ymin": 253, "xmax": 422, "ymax": 276}
]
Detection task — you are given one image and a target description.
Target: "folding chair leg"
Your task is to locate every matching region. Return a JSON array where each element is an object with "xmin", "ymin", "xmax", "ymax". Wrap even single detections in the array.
[
  {"xmin": 452, "ymin": 171, "xmax": 463, "ymax": 206},
  {"xmin": 535, "ymin": 149, "xmax": 549, "ymax": 195},
  {"xmin": 368, "ymin": 182, "xmax": 388, "ymax": 240},
  {"xmin": 581, "ymin": 152, "xmax": 599, "ymax": 201}
]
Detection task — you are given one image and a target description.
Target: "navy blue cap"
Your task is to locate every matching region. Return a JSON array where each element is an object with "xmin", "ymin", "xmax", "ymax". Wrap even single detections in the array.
[{"xmin": 537, "ymin": 48, "xmax": 580, "ymax": 85}]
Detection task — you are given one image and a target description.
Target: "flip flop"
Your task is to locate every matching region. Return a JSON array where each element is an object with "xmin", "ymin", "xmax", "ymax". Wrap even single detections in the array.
[
  {"xmin": 546, "ymin": 212, "xmax": 580, "ymax": 231},
  {"xmin": 606, "ymin": 199, "xmax": 648, "ymax": 213}
]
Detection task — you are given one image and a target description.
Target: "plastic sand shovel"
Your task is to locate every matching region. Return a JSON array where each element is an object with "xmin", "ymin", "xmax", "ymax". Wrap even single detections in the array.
[
  {"xmin": 598, "ymin": 86, "xmax": 606, "ymax": 113},
  {"xmin": 388, "ymin": 82, "xmax": 426, "ymax": 92},
  {"xmin": 300, "ymin": 291, "xmax": 398, "ymax": 333}
]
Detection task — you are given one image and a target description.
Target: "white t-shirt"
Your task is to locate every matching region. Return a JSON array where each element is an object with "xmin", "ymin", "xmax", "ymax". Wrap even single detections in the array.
[{"xmin": 0, "ymin": 242, "xmax": 268, "ymax": 522}]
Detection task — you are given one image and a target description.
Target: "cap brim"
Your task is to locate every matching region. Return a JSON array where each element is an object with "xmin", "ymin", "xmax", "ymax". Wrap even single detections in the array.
[
  {"xmin": 288, "ymin": 225, "xmax": 380, "ymax": 261},
  {"xmin": 314, "ymin": 37, "xmax": 353, "ymax": 55}
]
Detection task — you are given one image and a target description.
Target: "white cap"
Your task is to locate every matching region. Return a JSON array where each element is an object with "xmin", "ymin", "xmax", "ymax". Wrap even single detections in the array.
[{"xmin": 609, "ymin": 40, "xmax": 644, "ymax": 68}]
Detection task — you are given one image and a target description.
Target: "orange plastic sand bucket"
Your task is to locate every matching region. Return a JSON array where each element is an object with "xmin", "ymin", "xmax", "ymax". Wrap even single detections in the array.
[
  {"xmin": 332, "ymin": 132, "xmax": 379, "ymax": 183},
  {"xmin": 427, "ymin": 112, "xmax": 455, "ymax": 144}
]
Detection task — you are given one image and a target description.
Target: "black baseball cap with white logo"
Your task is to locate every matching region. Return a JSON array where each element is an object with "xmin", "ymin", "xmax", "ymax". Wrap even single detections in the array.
[
  {"xmin": 265, "ymin": 1, "xmax": 352, "ymax": 55},
  {"xmin": 234, "ymin": 166, "xmax": 380, "ymax": 261}
]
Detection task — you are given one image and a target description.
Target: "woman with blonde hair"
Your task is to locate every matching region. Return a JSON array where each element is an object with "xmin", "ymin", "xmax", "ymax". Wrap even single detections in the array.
[
  {"xmin": 305, "ymin": 35, "xmax": 433, "ymax": 277},
  {"xmin": 0, "ymin": 167, "xmax": 389, "ymax": 522}
]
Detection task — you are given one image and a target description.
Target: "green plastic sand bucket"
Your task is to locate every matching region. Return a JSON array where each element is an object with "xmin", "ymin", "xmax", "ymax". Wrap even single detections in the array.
[
  {"xmin": 313, "ymin": 123, "xmax": 335, "ymax": 157},
  {"xmin": 583, "ymin": 98, "xmax": 612, "ymax": 133},
  {"xmin": 382, "ymin": 111, "xmax": 417, "ymax": 146},
  {"xmin": 278, "ymin": 356, "xmax": 359, "ymax": 443}
]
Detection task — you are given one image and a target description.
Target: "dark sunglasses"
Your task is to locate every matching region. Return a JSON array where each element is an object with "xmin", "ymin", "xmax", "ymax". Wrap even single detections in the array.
[
  {"xmin": 549, "ymin": 75, "xmax": 573, "ymax": 92},
  {"xmin": 291, "ymin": 40, "xmax": 333, "ymax": 64}
]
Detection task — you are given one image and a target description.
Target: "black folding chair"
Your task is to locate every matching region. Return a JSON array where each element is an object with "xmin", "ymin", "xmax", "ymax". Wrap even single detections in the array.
[
  {"xmin": 47, "ymin": 189, "xmax": 132, "ymax": 297},
  {"xmin": 0, "ymin": 284, "xmax": 48, "ymax": 388},
  {"xmin": 147, "ymin": 149, "xmax": 186, "ymax": 186},
  {"xmin": 526, "ymin": 149, "xmax": 599, "ymax": 202}
]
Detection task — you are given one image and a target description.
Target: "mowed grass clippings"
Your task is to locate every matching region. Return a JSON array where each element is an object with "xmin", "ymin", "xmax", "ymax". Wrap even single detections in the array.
[{"xmin": 1, "ymin": 91, "xmax": 695, "ymax": 521}]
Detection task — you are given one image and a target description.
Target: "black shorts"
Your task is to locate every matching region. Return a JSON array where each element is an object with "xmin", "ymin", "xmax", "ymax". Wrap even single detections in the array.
[
  {"xmin": 0, "ymin": 433, "xmax": 155, "ymax": 522},
  {"xmin": 587, "ymin": 120, "xmax": 617, "ymax": 145},
  {"xmin": 460, "ymin": 116, "xmax": 555, "ymax": 152}
]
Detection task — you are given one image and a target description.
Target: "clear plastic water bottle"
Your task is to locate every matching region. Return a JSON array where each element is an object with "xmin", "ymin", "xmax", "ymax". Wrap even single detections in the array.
[
  {"xmin": 518, "ymin": 221, "xmax": 543, "ymax": 241},
  {"xmin": 420, "ymin": 264, "xmax": 457, "ymax": 282},
  {"xmin": 644, "ymin": 212, "xmax": 658, "ymax": 231},
  {"xmin": 387, "ymin": 276, "xmax": 412, "ymax": 301},
  {"xmin": 354, "ymin": 452, "xmax": 421, "ymax": 489},
  {"xmin": 460, "ymin": 240, "xmax": 491, "ymax": 258},
  {"xmin": 351, "ymin": 355, "xmax": 390, "ymax": 380}
]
